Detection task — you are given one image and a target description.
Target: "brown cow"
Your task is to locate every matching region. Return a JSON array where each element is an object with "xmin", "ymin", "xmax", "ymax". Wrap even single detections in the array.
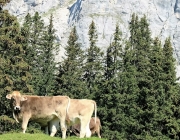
[
  {"xmin": 70, "ymin": 117, "xmax": 101, "ymax": 138},
  {"xmin": 43, "ymin": 99, "xmax": 97, "ymax": 138},
  {"xmin": 6, "ymin": 91, "xmax": 97, "ymax": 139},
  {"xmin": 66, "ymin": 99, "xmax": 97, "ymax": 138},
  {"xmin": 6, "ymin": 91, "xmax": 69, "ymax": 139}
]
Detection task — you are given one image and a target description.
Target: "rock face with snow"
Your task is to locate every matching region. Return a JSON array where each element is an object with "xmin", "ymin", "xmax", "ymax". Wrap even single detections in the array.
[{"xmin": 4, "ymin": 0, "xmax": 180, "ymax": 76}]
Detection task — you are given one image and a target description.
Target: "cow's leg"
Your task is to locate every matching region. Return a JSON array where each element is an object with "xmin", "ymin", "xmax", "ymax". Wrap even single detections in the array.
[
  {"xmin": 44, "ymin": 126, "xmax": 49, "ymax": 135},
  {"xmin": 96, "ymin": 126, "xmax": 101, "ymax": 138},
  {"xmin": 97, "ymin": 131, "xmax": 101, "ymax": 138},
  {"xmin": 60, "ymin": 117, "xmax": 67, "ymax": 139},
  {"xmin": 79, "ymin": 126, "xmax": 86, "ymax": 138},
  {"xmin": 80, "ymin": 118, "xmax": 91, "ymax": 138},
  {"xmin": 49, "ymin": 118, "xmax": 59, "ymax": 137},
  {"xmin": 91, "ymin": 127, "xmax": 96, "ymax": 135},
  {"xmin": 85, "ymin": 122, "xmax": 91, "ymax": 138},
  {"xmin": 41, "ymin": 126, "xmax": 49, "ymax": 135},
  {"xmin": 22, "ymin": 116, "xmax": 30, "ymax": 133}
]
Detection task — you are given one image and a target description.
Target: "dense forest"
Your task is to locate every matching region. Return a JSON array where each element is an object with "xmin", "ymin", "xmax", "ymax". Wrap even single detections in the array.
[{"xmin": 1, "ymin": 1, "xmax": 180, "ymax": 139}]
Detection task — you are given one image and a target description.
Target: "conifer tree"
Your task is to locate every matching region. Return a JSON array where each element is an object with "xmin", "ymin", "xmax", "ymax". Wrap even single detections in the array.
[
  {"xmin": 144, "ymin": 37, "xmax": 168, "ymax": 139},
  {"xmin": 21, "ymin": 13, "xmax": 33, "ymax": 64},
  {"xmin": 162, "ymin": 37, "xmax": 176, "ymax": 89},
  {"xmin": 144, "ymin": 37, "xmax": 180, "ymax": 139},
  {"xmin": 21, "ymin": 13, "xmax": 58, "ymax": 96},
  {"xmin": 0, "ymin": 0, "xmax": 31, "ymax": 125},
  {"xmin": 37, "ymin": 14, "xmax": 59, "ymax": 95},
  {"xmin": 56, "ymin": 26, "xmax": 85, "ymax": 98},
  {"xmin": 29, "ymin": 12, "xmax": 46, "ymax": 95},
  {"xmin": 21, "ymin": 12, "xmax": 44, "ymax": 95},
  {"xmin": 117, "ymin": 41, "xmax": 139, "ymax": 139},
  {"xmin": 83, "ymin": 20, "xmax": 103, "ymax": 99},
  {"xmin": 97, "ymin": 24, "xmax": 124, "ymax": 139},
  {"xmin": 126, "ymin": 14, "xmax": 179, "ymax": 139},
  {"xmin": 160, "ymin": 37, "xmax": 179, "ymax": 139},
  {"xmin": 105, "ymin": 24, "xmax": 123, "ymax": 79},
  {"xmin": 127, "ymin": 13, "xmax": 157, "ymax": 139}
]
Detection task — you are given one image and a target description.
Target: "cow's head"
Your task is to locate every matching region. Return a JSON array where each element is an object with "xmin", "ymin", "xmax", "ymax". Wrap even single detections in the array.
[{"xmin": 6, "ymin": 91, "xmax": 27, "ymax": 111}]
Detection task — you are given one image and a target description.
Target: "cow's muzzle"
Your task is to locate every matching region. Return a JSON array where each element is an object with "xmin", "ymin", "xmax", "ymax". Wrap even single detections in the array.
[{"xmin": 14, "ymin": 106, "xmax": 21, "ymax": 111}]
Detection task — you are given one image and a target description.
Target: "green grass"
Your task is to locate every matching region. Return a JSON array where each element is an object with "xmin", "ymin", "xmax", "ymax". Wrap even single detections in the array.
[{"xmin": 0, "ymin": 133, "xmax": 106, "ymax": 140}]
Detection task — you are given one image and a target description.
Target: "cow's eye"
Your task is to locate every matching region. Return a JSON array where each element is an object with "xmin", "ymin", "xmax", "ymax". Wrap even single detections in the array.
[{"xmin": 11, "ymin": 97, "xmax": 16, "ymax": 102}]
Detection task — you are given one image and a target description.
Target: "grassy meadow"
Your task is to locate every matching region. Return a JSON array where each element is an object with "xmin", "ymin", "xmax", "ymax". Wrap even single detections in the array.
[{"xmin": 0, "ymin": 133, "xmax": 106, "ymax": 140}]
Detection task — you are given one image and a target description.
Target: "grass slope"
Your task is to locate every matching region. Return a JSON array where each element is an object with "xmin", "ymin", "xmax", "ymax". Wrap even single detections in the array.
[{"xmin": 0, "ymin": 133, "xmax": 106, "ymax": 140}]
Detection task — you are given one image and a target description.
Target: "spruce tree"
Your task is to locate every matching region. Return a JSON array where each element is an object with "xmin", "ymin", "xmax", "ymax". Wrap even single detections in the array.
[
  {"xmin": 118, "ymin": 41, "xmax": 139, "ymax": 139},
  {"xmin": 21, "ymin": 13, "xmax": 33, "ymax": 64},
  {"xmin": 160, "ymin": 37, "xmax": 179, "ymax": 139},
  {"xmin": 0, "ymin": 1, "xmax": 31, "ymax": 132},
  {"xmin": 29, "ymin": 12, "xmax": 46, "ymax": 95},
  {"xmin": 56, "ymin": 26, "xmax": 85, "ymax": 98},
  {"xmin": 162, "ymin": 37, "xmax": 176, "ymax": 89},
  {"xmin": 105, "ymin": 24, "xmax": 123, "ymax": 79},
  {"xmin": 38, "ymin": 14, "xmax": 59, "ymax": 95},
  {"xmin": 83, "ymin": 20, "xmax": 103, "ymax": 99},
  {"xmin": 97, "ymin": 24, "xmax": 124, "ymax": 139},
  {"xmin": 127, "ymin": 13, "xmax": 157, "ymax": 139},
  {"xmin": 144, "ymin": 37, "xmax": 169, "ymax": 139},
  {"xmin": 145, "ymin": 37, "xmax": 180, "ymax": 139},
  {"xmin": 21, "ymin": 12, "xmax": 44, "ymax": 95},
  {"xmin": 126, "ymin": 14, "xmax": 179, "ymax": 139},
  {"xmin": 21, "ymin": 13, "xmax": 58, "ymax": 96}
]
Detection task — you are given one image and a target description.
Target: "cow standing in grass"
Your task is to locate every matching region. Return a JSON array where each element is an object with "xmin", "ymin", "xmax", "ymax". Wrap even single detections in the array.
[
  {"xmin": 45, "ymin": 99, "xmax": 98, "ymax": 138},
  {"xmin": 6, "ymin": 91, "xmax": 69, "ymax": 139},
  {"xmin": 6, "ymin": 91, "xmax": 97, "ymax": 139}
]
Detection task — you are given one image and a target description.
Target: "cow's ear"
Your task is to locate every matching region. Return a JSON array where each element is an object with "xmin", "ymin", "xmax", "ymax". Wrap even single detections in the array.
[
  {"xmin": 21, "ymin": 96, "xmax": 27, "ymax": 101},
  {"xmin": 6, "ymin": 94, "xmax": 12, "ymax": 100}
]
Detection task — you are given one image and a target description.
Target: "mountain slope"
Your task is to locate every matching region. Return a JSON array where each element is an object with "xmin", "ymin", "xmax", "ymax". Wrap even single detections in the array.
[{"xmin": 4, "ymin": 0, "xmax": 180, "ymax": 75}]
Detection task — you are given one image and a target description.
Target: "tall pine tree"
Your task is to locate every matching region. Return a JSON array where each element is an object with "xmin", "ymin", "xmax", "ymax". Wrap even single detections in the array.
[
  {"xmin": 118, "ymin": 40, "xmax": 139, "ymax": 139},
  {"xmin": 127, "ymin": 13, "xmax": 158, "ymax": 139},
  {"xmin": 97, "ymin": 24, "xmax": 124, "ymax": 139},
  {"xmin": 124, "ymin": 14, "xmax": 180, "ymax": 139},
  {"xmin": 38, "ymin": 14, "xmax": 59, "ymax": 95},
  {"xmin": 160, "ymin": 37, "xmax": 179, "ymax": 139},
  {"xmin": 56, "ymin": 26, "xmax": 85, "ymax": 98},
  {"xmin": 21, "ymin": 13, "xmax": 58, "ymax": 95},
  {"xmin": 0, "ymin": 0, "xmax": 31, "ymax": 132},
  {"xmin": 83, "ymin": 20, "xmax": 103, "ymax": 99}
]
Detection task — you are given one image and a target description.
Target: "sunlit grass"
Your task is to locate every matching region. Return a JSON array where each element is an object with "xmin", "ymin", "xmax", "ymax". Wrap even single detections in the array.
[{"xmin": 0, "ymin": 133, "xmax": 106, "ymax": 140}]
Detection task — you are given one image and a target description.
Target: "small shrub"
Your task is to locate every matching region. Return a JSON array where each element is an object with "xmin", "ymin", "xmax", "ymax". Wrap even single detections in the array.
[
  {"xmin": 0, "ymin": 115, "xmax": 20, "ymax": 134},
  {"xmin": 26, "ymin": 122, "xmax": 43, "ymax": 134}
]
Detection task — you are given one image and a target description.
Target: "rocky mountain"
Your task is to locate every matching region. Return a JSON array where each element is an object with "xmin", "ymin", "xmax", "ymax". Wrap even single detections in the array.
[{"xmin": 4, "ymin": 0, "xmax": 180, "ymax": 77}]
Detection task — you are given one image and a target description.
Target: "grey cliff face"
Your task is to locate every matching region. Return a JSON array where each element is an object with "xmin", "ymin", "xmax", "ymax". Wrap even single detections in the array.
[{"xmin": 4, "ymin": 0, "xmax": 180, "ymax": 76}]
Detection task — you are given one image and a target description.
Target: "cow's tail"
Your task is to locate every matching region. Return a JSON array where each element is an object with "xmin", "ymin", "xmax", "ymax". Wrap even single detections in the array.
[
  {"xmin": 66, "ymin": 96, "xmax": 70, "ymax": 115},
  {"xmin": 93, "ymin": 101, "xmax": 97, "ymax": 124},
  {"xmin": 99, "ymin": 117, "xmax": 102, "ymax": 128}
]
